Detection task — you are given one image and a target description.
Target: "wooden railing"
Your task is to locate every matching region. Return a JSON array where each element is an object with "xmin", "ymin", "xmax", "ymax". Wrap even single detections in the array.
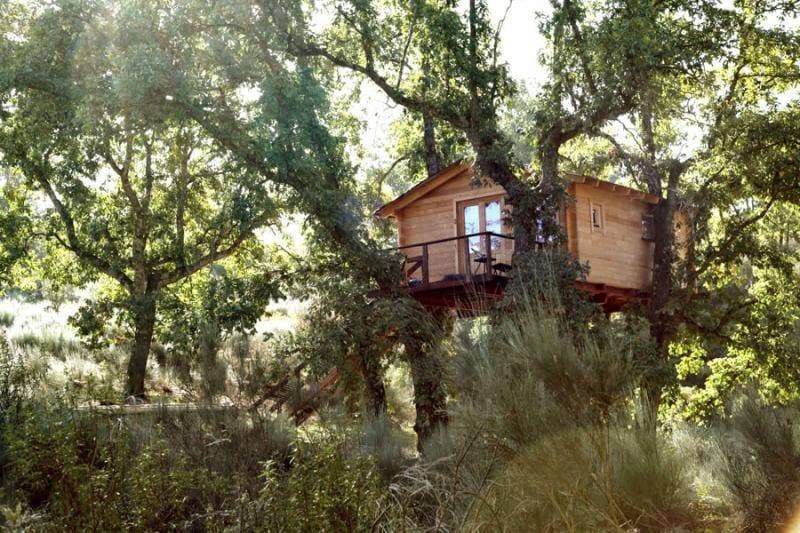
[{"xmin": 393, "ymin": 231, "xmax": 514, "ymax": 288}]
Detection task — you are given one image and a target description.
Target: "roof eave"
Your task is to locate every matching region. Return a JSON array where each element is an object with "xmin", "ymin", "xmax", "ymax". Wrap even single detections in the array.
[{"xmin": 374, "ymin": 161, "xmax": 471, "ymax": 218}]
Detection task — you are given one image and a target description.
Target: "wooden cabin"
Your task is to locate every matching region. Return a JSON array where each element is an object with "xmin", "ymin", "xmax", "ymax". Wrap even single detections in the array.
[{"xmin": 376, "ymin": 162, "xmax": 663, "ymax": 314}]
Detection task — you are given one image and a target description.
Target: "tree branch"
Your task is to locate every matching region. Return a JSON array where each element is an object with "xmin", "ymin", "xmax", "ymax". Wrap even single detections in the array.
[
  {"xmin": 36, "ymin": 173, "xmax": 133, "ymax": 290},
  {"xmin": 563, "ymin": 0, "xmax": 598, "ymax": 95},
  {"xmin": 696, "ymin": 194, "xmax": 777, "ymax": 277},
  {"xmin": 105, "ymin": 132, "xmax": 142, "ymax": 215},
  {"xmin": 287, "ymin": 38, "xmax": 468, "ymax": 129},
  {"xmin": 155, "ymin": 213, "xmax": 269, "ymax": 289}
]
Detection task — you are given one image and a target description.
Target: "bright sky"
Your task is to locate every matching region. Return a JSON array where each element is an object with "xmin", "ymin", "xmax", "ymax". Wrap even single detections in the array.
[{"xmin": 490, "ymin": 0, "xmax": 552, "ymax": 91}]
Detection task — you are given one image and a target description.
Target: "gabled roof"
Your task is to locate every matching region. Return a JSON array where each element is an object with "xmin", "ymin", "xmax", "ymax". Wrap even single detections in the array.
[
  {"xmin": 375, "ymin": 163, "xmax": 659, "ymax": 219},
  {"xmin": 375, "ymin": 161, "xmax": 472, "ymax": 218}
]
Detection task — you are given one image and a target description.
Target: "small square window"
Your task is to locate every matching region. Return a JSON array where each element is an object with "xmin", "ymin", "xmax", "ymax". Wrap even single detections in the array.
[{"xmin": 590, "ymin": 204, "xmax": 603, "ymax": 230}]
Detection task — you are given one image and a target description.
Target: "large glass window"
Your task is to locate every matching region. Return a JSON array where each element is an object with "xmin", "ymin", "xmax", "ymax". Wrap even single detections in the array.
[
  {"xmin": 485, "ymin": 200, "xmax": 502, "ymax": 251},
  {"xmin": 464, "ymin": 204, "xmax": 481, "ymax": 253}
]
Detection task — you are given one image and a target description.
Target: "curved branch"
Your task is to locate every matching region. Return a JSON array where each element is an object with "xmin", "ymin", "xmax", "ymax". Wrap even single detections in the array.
[
  {"xmin": 288, "ymin": 38, "xmax": 468, "ymax": 130},
  {"xmin": 154, "ymin": 211, "xmax": 272, "ymax": 289},
  {"xmin": 37, "ymin": 174, "xmax": 133, "ymax": 290}
]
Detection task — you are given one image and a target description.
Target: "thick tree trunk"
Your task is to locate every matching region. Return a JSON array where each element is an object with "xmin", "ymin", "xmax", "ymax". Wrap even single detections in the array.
[
  {"xmin": 126, "ymin": 292, "xmax": 157, "ymax": 399},
  {"xmin": 360, "ymin": 348, "xmax": 387, "ymax": 419},
  {"xmin": 642, "ymin": 166, "xmax": 684, "ymax": 409},
  {"xmin": 405, "ymin": 338, "xmax": 448, "ymax": 453},
  {"xmin": 644, "ymin": 197, "xmax": 678, "ymax": 407},
  {"xmin": 468, "ymin": 127, "xmax": 535, "ymax": 255},
  {"xmin": 422, "ymin": 111, "xmax": 442, "ymax": 177},
  {"xmin": 539, "ymin": 135, "xmax": 560, "ymax": 191},
  {"xmin": 403, "ymin": 310, "xmax": 453, "ymax": 453},
  {"xmin": 638, "ymin": 94, "xmax": 683, "ymax": 409}
]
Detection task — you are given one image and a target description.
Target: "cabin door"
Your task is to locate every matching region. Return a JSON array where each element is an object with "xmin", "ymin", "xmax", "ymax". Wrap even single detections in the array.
[{"xmin": 456, "ymin": 196, "xmax": 508, "ymax": 275}]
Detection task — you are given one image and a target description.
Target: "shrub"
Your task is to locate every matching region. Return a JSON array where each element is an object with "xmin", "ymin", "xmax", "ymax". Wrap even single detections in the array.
[
  {"xmin": 0, "ymin": 330, "xmax": 45, "ymax": 417},
  {"xmin": 252, "ymin": 428, "xmax": 385, "ymax": 532},
  {"xmin": 2, "ymin": 404, "xmax": 296, "ymax": 530},
  {"xmin": 0, "ymin": 312, "xmax": 13, "ymax": 329},
  {"xmin": 121, "ymin": 406, "xmax": 296, "ymax": 487},
  {"xmin": 0, "ymin": 329, "xmax": 46, "ymax": 477},
  {"xmin": 714, "ymin": 393, "xmax": 800, "ymax": 531}
]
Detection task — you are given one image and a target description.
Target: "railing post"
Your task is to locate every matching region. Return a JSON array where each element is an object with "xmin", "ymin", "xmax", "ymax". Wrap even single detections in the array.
[
  {"xmin": 484, "ymin": 232, "xmax": 492, "ymax": 280},
  {"xmin": 422, "ymin": 244, "xmax": 429, "ymax": 288},
  {"xmin": 464, "ymin": 236, "xmax": 473, "ymax": 281}
]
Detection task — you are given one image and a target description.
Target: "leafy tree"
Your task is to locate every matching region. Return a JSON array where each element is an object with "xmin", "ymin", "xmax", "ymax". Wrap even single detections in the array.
[
  {"xmin": 577, "ymin": 0, "xmax": 800, "ymax": 404},
  {"xmin": 0, "ymin": 0, "xmax": 350, "ymax": 397},
  {"xmin": 0, "ymin": 172, "xmax": 34, "ymax": 293}
]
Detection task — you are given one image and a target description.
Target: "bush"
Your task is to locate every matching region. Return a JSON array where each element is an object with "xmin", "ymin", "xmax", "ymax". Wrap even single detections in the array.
[
  {"xmin": 0, "ymin": 312, "xmax": 13, "ymax": 329},
  {"xmin": 2, "ymin": 403, "xmax": 296, "ymax": 530},
  {"xmin": 0, "ymin": 330, "xmax": 45, "ymax": 417},
  {"xmin": 252, "ymin": 428, "xmax": 385, "ymax": 532},
  {"xmin": 0, "ymin": 329, "xmax": 46, "ymax": 477},
  {"xmin": 715, "ymin": 393, "xmax": 800, "ymax": 531}
]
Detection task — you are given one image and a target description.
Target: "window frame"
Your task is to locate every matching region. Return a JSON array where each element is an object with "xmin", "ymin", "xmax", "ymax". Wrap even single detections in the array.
[
  {"xmin": 455, "ymin": 194, "xmax": 509, "ymax": 274},
  {"xmin": 589, "ymin": 202, "xmax": 604, "ymax": 233}
]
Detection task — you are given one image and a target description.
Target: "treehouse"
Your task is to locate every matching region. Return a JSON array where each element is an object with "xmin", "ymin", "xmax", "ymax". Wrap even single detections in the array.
[{"xmin": 376, "ymin": 162, "xmax": 666, "ymax": 314}]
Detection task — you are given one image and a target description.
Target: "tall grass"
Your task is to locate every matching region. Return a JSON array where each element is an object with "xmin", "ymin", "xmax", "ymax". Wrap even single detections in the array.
[
  {"xmin": 471, "ymin": 427, "xmax": 693, "ymax": 531},
  {"xmin": 10, "ymin": 331, "xmax": 83, "ymax": 362},
  {"xmin": 454, "ymin": 291, "xmax": 641, "ymax": 454},
  {"xmin": 2, "ymin": 404, "xmax": 298, "ymax": 530},
  {"xmin": 4, "ymin": 287, "xmax": 800, "ymax": 530},
  {"xmin": 379, "ymin": 291, "xmax": 702, "ymax": 531},
  {"xmin": 714, "ymin": 392, "xmax": 800, "ymax": 531}
]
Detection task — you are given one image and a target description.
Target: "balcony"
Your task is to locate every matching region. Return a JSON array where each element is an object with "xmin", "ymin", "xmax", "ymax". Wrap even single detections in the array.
[
  {"xmin": 389, "ymin": 231, "xmax": 514, "ymax": 315},
  {"xmin": 377, "ymin": 231, "xmax": 648, "ymax": 316}
]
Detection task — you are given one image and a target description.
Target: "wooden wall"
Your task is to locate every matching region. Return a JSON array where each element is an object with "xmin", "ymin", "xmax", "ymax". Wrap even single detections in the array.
[
  {"xmin": 395, "ymin": 167, "xmax": 506, "ymax": 282},
  {"xmin": 393, "ymin": 171, "xmax": 656, "ymax": 291},
  {"xmin": 569, "ymin": 183, "xmax": 654, "ymax": 290}
]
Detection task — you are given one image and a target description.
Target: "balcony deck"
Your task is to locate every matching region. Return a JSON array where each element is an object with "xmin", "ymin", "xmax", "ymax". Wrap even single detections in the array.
[
  {"xmin": 381, "ymin": 232, "xmax": 648, "ymax": 315},
  {"xmin": 388, "ymin": 232, "xmax": 512, "ymax": 315}
]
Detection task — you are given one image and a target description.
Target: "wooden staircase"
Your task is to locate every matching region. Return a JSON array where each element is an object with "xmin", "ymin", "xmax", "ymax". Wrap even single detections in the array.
[{"xmin": 250, "ymin": 363, "xmax": 342, "ymax": 425}]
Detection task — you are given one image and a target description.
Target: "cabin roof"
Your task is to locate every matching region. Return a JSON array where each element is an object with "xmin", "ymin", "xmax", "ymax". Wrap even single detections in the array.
[
  {"xmin": 375, "ymin": 161, "xmax": 472, "ymax": 218},
  {"xmin": 375, "ymin": 162, "xmax": 660, "ymax": 218}
]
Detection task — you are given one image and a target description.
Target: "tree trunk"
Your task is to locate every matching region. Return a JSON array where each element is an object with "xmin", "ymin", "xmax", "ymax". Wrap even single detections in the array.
[
  {"xmin": 539, "ymin": 134, "xmax": 561, "ymax": 191},
  {"xmin": 468, "ymin": 126, "xmax": 534, "ymax": 254},
  {"xmin": 421, "ymin": 55, "xmax": 442, "ymax": 178},
  {"xmin": 644, "ymin": 197, "xmax": 678, "ymax": 408},
  {"xmin": 422, "ymin": 111, "xmax": 442, "ymax": 177},
  {"xmin": 126, "ymin": 291, "xmax": 157, "ymax": 399},
  {"xmin": 402, "ymin": 310, "xmax": 453, "ymax": 453},
  {"xmin": 405, "ymin": 339, "xmax": 448, "ymax": 453},
  {"xmin": 360, "ymin": 348, "xmax": 387, "ymax": 419}
]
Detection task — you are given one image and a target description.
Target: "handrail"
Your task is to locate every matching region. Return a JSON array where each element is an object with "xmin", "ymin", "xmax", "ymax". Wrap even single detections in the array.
[
  {"xmin": 390, "ymin": 231, "xmax": 514, "ymax": 251},
  {"xmin": 394, "ymin": 231, "xmax": 514, "ymax": 288}
]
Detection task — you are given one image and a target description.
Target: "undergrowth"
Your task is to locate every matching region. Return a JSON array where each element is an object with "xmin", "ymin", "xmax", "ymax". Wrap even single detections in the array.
[{"xmin": 0, "ymin": 294, "xmax": 797, "ymax": 531}]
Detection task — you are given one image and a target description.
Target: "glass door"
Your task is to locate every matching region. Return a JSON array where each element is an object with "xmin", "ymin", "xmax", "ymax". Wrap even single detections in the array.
[{"xmin": 457, "ymin": 196, "xmax": 506, "ymax": 275}]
